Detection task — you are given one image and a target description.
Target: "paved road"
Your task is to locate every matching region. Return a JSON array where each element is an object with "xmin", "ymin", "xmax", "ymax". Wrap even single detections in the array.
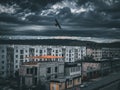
[{"xmin": 81, "ymin": 72, "xmax": 120, "ymax": 90}]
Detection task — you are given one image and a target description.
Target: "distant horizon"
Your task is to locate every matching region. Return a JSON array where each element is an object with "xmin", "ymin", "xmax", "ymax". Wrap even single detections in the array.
[{"xmin": 0, "ymin": 35, "xmax": 120, "ymax": 43}]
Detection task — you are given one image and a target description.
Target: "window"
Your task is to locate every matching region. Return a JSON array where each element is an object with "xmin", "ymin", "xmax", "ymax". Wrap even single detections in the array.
[
  {"xmin": 16, "ymin": 55, "xmax": 18, "ymax": 58},
  {"xmin": 36, "ymin": 59, "xmax": 38, "ymax": 61},
  {"xmin": 40, "ymin": 50, "xmax": 42, "ymax": 53},
  {"xmin": 16, "ymin": 50, "xmax": 18, "ymax": 53},
  {"xmin": 47, "ymin": 67, "xmax": 51, "ymax": 73},
  {"xmin": 68, "ymin": 80, "xmax": 72, "ymax": 85},
  {"xmin": 2, "ymin": 50, "xmax": 4, "ymax": 53},
  {"xmin": 26, "ymin": 68, "xmax": 29, "ymax": 74},
  {"xmin": 20, "ymin": 55, "xmax": 23, "ymax": 59},
  {"xmin": 44, "ymin": 50, "xmax": 46, "ymax": 52},
  {"xmin": 47, "ymin": 76, "xmax": 51, "ymax": 80},
  {"xmin": 69, "ymin": 58, "xmax": 71, "ymax": 62},
  {"xmin": 34, "ymin": 78, "xmax": 37, "ymax": 85},
  {"xmin": 56, "ymin": 50, "xmax": 58, "ymax": 53},
  {"xmin": 34, "ymin": 67, "xmax": 37, "ymax": 75},
  {"xmin": 2, "ymin": 66, "xmax": 4, "ymax": 69},
  {"xmin": 55, "ymin": 67, "xmax": 58, "ymax": 72},
  {"xmin": 30, "ymin": 68, "xmax": 33, "ymax": 74},
  {"xmin": 2, "ymin": 55, "xmax": 4, "ymax": 59},
  {"xmin": 20, "ymin": 50, "xmax": 24, "ymax": 54},
  {"xmin": 55, "ymin": 75, "xmax": 57, "ymax": 78},
  {"xmin": 16, "ymin": 60, "xmax": 18, "ymax": 63},
  {"xmin": 78, "ymin": 78, "xmax": 80, "ymax": 82},
  {"xmin": 1, "ymin": 71, "xmax": 4, "ymax": 75},
  {"xmin": 20, "ymin": 60, "xmax": 23, "ymax": 63},
  {"xmin": 1, "ymin": 61, "xmax": 4, "ymax": 64},
  {"xmin": 16, "ymin": 65, "xmax": 18, "ymax": 68}
]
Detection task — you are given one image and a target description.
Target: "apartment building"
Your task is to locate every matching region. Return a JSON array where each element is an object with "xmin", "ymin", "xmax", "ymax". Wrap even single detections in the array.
[
  {"xmin": 0, "ymin": 44, "xmax": 86, "ymax": 77},
  {"xmin": 86, "ymin": 48, "xmax": 120, "ymax": 61},
  {"xmin": 102, "ymin": 48, "xmax": 120, "ymax": 59},
  {"xmin": 0, "ymin": 45, "xmax": 14, "ymax": 78},
  {"xmin": 83, "ymin": 47, "xmax": 120, "ymax": 80},
  {"xmin": 14, "ymin": 45, "xmax": 86, "ymax": 73},
  {"xmin": 81, "ymin": 57, "xmax": 120, "ymax": 81},
  {"xmin": 50, "ymin": 62, "xmax": 81, "ymax": 90}
]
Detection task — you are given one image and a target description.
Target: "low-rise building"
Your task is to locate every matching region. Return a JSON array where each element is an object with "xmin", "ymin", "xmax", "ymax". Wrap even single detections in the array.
[
  {"xmin": 82, "ymin": 61, "xmax": 101, "ymax": 80},
  {"xmin": 50, "ymin": 62, "xmax": 82, "ymax": 90},
  {"xmin": 19, "ymin": 60, "xmax": 64, "ymax": 87},
  {"xmin": 85, "ymin": 47, "xmax": 120, "ymax": 80},
  {"xmin": 81, "ymin": 58, "xmax": 120, "ymax": 81},
  {"xmin": 86, "ymin": 47, "xmax": 120, "ymax": 61}
]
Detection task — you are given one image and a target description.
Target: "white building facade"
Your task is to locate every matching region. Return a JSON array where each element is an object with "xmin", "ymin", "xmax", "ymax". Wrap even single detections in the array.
[{"xmin": 0, "ymin": 44, "xmax": 86, "ymax": 77}]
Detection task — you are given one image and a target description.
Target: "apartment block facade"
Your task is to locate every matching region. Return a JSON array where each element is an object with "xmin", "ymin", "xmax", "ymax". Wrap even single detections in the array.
[
  {"xmin": 0, "ymin": 45, "xmax": 14, "ymax": 78},
  {"xmin": 0, "ymin": 44, "xmax": 86, "ymax": 77},
  {"xmin": 86, "ymin": 48, "xmax": 120, "ymax": 61},
  {"xmin": 19, "ymin": 61, "xmax": 64, "ymax": 87}
]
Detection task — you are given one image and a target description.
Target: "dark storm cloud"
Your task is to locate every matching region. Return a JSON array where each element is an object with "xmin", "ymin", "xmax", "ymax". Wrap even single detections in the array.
[
  {"xmin": 0, "ymin": 0, "xmax": 62, "ymax": 11},
  {"xmin": 35, "ymin": 0, "xmax": 120, "ymax": 28},
  {"xmin": 0, "ymin": 14, "xmax": 28, "ymax": 24},
  {"xmin": 0, "ymin": 0, "xmax": 120, "ymax": 28}
]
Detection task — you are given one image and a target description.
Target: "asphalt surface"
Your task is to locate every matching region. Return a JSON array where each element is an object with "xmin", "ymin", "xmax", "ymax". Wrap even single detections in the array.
[{"xmin": 81, "ymin": 72, "xmax": 120, "ymax": 90}]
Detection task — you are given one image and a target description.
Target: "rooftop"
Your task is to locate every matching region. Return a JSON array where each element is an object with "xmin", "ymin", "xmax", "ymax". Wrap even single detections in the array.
[{"xmin": 26, "ymin": 55, "xmax": 63, "ymax": 59}]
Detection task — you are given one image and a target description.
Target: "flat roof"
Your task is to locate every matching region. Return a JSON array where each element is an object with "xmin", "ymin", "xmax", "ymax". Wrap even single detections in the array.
[
  {"xmin": 22, "ymin": 61, "xmax": 64, "ymax": 65},
  {"xmin": 50, "ymin": 78, "xmax": 66, "ymax": 83},
  {"xmin": 26, "ymin": 55, "xmax": 63, "ymax": 59}
]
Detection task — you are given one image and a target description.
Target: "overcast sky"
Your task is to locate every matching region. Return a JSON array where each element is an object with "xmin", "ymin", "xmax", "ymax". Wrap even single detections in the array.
[{"xmin": 0, "ymin": 0, "xmax": 120, "ymax": 42}]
